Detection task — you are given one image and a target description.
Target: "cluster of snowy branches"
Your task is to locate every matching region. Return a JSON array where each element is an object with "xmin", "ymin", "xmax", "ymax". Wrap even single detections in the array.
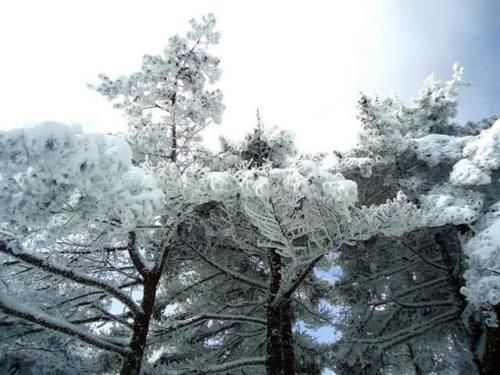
[
  {"xmin": 328, "ymin": 66, "xmax": 500, "ymax": 374},
  {"xmin": 1, "ymin": 14, "xmax": 499, "ymax": 375}
]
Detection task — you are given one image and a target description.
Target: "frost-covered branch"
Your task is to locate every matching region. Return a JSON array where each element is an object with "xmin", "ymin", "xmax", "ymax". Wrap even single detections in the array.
[
  {"xmin": 157, "ymin": 314, "xmax": 266, "ymax": 335},
  {"xmin": 349, "ymin": 309, "xmax": 458, "ymax": 349},
  {"xmin": 181, "ymin": 239, "xmax": 267, "ymax": 290},
  {"xmin": 0, "ymin": 241, "xmax": 141, "ymax": 316},
  {"xmin": 0, "ymin": 292, "xmax": 130, "ymax": 356}
]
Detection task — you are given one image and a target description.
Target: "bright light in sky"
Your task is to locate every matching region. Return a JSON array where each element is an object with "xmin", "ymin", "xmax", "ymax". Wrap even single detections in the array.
[
  {"xmin": 0, "ymin": 0, "xmax": 375, "ymax": 152},
  {"xmin": 0, "ymin": 0, "xmax": 498, "ymax": 153}
]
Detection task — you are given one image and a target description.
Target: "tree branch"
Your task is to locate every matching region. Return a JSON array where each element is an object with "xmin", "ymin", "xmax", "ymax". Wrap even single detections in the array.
[
  {"xmin": 181, "ymin": 239, "xmax": 267, "ymax": 290},
  {"xmin": 279, "ymin": 254, "xmax": 324, "ymax": 301},
  {"xmin": 0, "ymin": 241, "xmax": 141, "ymax": 316},
  {"xmin": 0, "ymin": 292, "xmax": 130, "ymax": 357},
  {"xmin": 127, "ymin": 231, "xmax": 150, "ymax": 277},
  {"xmin": 197, "ymin": 356, "xmax": 265, "ymax": 374},
  {"xmin": 157, "ymin": 314, "xmax": 266, "ymax": 336},
  {"xmin": 399, "ymin": 240, "xmax": 448, "ymax": 271}
]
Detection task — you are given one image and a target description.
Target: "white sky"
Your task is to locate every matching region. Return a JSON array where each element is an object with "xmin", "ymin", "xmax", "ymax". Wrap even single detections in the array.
[{"xmin": 0, "ymin": 0, "xmax": 497, "ymax": 153}]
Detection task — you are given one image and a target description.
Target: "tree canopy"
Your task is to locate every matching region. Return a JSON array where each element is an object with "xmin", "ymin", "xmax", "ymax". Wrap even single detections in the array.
[{"xmin": 1, "ymin": 14, "xmax": 499, "ymax": 375}]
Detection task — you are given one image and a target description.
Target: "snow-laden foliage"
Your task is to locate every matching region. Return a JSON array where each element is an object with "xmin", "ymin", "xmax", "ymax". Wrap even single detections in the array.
[
  {"xmin": 408, "ymin": 63, "xmax": 466, "ymax": 136},
  {"xmin": 92, "ymin": 14, "xmax": 223, "ymax": 167},
  {"xmin": 411, "ymin": 133, "xmax": 470, "ymax": 167},
  {"xmin": 355, "ymin": 63, "xmax": 466, "ymax": 163},
  {"xmin": 450, "ymin": 159, "xmax": 492, "ymax": 186},
  {"xmin": 462, "ymin": 213, "xmax": 500, "ymax": 312},
  {"xmin": 419, "ymin": 184, "xmax": 483, "ymax": 226},
  {"xmin": 412, "ymin": 120, "xmax": 500, "ymax": 325},
  {"xmin": 0, "ymin": 122, "xmax": 164, "ymax": 230},
  {"xmin": 462, "ymin": 118, "xmax": 500, "ymax": 171},
  {"xmin": 329, "ymin": 65, "xmax": 500, "ymax": 375},
  {"xmin": 413, "ymin": 118, "xmax": 500, "ymax": 187},
  {"xmin": 355, "ymin": 94, "xmax": 408, "ymax": 161},
  {"xmin": 216, "ymin": 113, "xmax": 297, "ymax": 170}
]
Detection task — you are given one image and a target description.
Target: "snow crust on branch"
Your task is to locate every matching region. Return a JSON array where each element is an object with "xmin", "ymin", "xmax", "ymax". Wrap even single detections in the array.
[
  {"xmin": 413, "ymin": 119, "xmax": 500, "ymax": 187},
  {"xmin": 463, "ymin": 119, "xmax": 500, "ymax": 171},
  {"xmin": 196, "ymin": 160, "xmax": 359, "ymax": 207},
  {"xmin": 412, "ymin": 134, "xmax": 470, "ymax": 167},
  {"xmin": 419, "ymin": 184, "xmax": 483, "ymax": 226},
  {"xmin": 461, "ymin": 214, "xmax": 500, "ymax": 317},
  {"xmin": 450, "ymin": 159, "xmax": 492, "ymax": 186},
  {"xmin": 0, "ymin": 291, "xmax": 130, "ymax": 356},
  {"xmin": 0, "ymin": 122, "xmax": 164, "ymax": 229}
]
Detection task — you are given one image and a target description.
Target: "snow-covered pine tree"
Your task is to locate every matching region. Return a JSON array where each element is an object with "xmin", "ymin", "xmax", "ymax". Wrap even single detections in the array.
[
  {"xmin": 0, "ymin": 122, "xmax": 166, "ymax": 374},
  {"xmin": 0, "ymin": 15, "xmax": 224, "ymax": 375},
  {"xmin": 92, "ymin": 14, "xmax": 223, "ymax": 169},
  {"xmin": 3, "ymin": 15, "xmax": 499, "ymax": 375},
  {"xmin": 329, "ymin": 65, "xmax": 500, "ymax": 374}
]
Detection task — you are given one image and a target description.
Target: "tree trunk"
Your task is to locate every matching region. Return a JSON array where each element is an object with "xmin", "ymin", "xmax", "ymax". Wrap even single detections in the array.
[
  {"xmin": 266, "ymin": 303, "xmax": 284, "ymax": 375},
  {"xmin": 120, "ymin": 272, "xmax": 160, "ymax": 375},
  {"xmin": 266, "ymin": 249, "xmax": 284, "ymax": 375},
  {"xmin": 477, "ymin": 304, "xmax": 500, "ymax": 375},
  {"xmin": 169, "ymin": 92, "xmax": 177, "ymax": 162},
  {"xmin": 265, "ymin": 250, "xmax": 296, "ymax": 375},
  {"xmin": 281, "ymin": 299, "xmax": 295, "ymax": 375}
]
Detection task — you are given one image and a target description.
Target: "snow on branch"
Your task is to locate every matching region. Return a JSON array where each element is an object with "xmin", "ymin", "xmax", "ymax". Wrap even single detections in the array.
[
  {"xmin": 181, "ymin": 239, "xmax": 267, "ymax": 290},
  {"xmin": 157, "ymin": 314, "xmax": 266, "ymax": 335},
  {"xmin": 0, "ymin": 292, "xmax": 131, "ymax": 357},
  {"xmin": 0, "ymin": 122, "xmax": 164, "ymax": 230},
  {"xmin": 0, "ymin": 241, "xmax": 141, "ymax": 316},
  {"xmin": 349, "ymin": 309, "xmax": 458, "ymax": 349}
]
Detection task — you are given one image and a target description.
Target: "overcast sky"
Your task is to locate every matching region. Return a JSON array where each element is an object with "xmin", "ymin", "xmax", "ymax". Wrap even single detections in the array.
[{"xmin": 0, "ymin": 0, "xmax": 498, "ymax": 153}]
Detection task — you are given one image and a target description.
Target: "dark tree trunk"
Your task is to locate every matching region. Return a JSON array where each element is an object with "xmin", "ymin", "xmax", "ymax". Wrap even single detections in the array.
[
  {"xmin": 266, "ymin": 303, "xmax": 284, "ymax": 375},
  {"xmin": 266, "ymin": 249, "xmax": 284, "ymax": 375},
  {"xmin": 169, "ymin": 92, "xmax": 177, "ymax": 162},
  {"xmin": 170, "ymin": 123, "xmax": 177, "ymax": 162},
  {"xmin": 120, "ymin": 272, "xmax": 160, "ymax": 375},
  {"xmin": 281, "ymin": 299, "xmax": 295, "ymax": 375},
  {"xmin": 265, "ymin": 250, "xmax": 296, "ymax": 375},
  {"xmin": 478, "ymin": 304, "xmax": 500, "ymax": 375}
]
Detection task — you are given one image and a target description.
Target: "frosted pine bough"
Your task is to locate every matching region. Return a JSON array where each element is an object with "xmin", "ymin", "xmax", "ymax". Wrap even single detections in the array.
[
  {"xmin": 413, "ymin": 120, "xmax": 500, "ymax": 318},
  {"xmin": 0, "ymin": 122, "xmax": 425, "ymax": 375},
  {"xmin": 0, "ymin": 122, "xmax": 165, "ymax": 230}
]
